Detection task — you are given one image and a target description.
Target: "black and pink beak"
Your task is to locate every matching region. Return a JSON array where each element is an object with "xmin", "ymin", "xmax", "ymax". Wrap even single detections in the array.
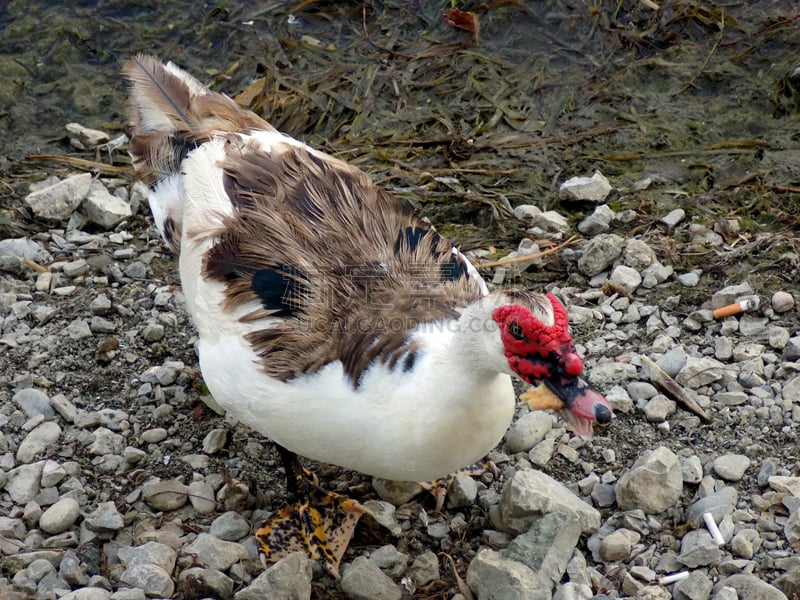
[{"xmin": 542, "ymin": 376, "xmax": 613, "ymax": 437}]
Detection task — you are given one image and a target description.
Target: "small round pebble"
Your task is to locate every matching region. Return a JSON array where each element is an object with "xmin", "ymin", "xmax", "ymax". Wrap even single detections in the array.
[
  {"xmin": 713, "ymin": 454, "xmax": 751, "ymax": 482},
  {"xmin": 772, "ymin": 291, "xmax": 795, "ymax": 313},
  {"xmin": 39, "ymin": 497, "xmax": 81, "ymax": 534}
]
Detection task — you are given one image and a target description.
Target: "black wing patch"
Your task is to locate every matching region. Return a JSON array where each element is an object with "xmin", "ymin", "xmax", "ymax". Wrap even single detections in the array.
[
  {"xmin": 394, "ymin": 226, "xmax": 471, "ymax": 284},
  {"xmin": 251, "ymin": 265, "xmax": 309, "ymax": 317}
]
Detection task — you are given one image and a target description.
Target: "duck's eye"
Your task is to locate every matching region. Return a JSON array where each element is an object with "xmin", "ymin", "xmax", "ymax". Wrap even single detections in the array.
[{"xmin": 509, "ymin": 322, "xmax": 525, "ymax": 340}]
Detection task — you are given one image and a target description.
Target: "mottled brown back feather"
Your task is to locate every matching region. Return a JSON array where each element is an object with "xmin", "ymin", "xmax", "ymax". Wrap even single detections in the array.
[{"xmin": 203, "ymin": 139, "xmax": 484, "ymax": 384}]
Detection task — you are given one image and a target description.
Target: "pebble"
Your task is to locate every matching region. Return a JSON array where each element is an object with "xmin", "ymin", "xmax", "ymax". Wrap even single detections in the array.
[
  {"xmin": 499, "ymin": 469, "xmax": 600, "ymax": 534},
  {"xmin": 17, "ymin": 422, "xmax": 61, "ymax": 464},
  {"xmin": 771, "ymin": 291, "xmax": 794, "ymax": 313},
  {"xmin": 559, "ymin": 171, "xmax": 612, "ymax": 202},
  {"xmin": 576, "ymin": 233, "xmax": 624, "ymax": 276},
  {"xmin": 142, "ymin": 480, "xmax": 189, "ymax": 511},
  {"xmin": 616, "ymin": 446, "xmax": 682, "ymax": 514},
  {"xmin": 713, "ymin": 454, "xmax": 751, "ymax": 482},
  {"xmin": 341, "ymin": 555, "xmax": 403, "ymax": 600},
  {"xmin": 24, "ymin": 173, "xmax": 92, "ymax": 221},
  {"xmin": 187, "ymin": 480, "xmax": 217, "ymax": 514},
  {"xmin": 82, "ymin": 184, "xmax": 132, "ymax": 229},
  {"xmin": 598, "ymin": 528, "xmax": 640, "ymax": 562},
  {"xmin": 39, "ymin": 497, "xmax": 81, "ymax": 534},
  {"xmin": 183, "ymin": 533, "xmax": 249, "ymax": 571},
  {"xmin": 577, "ymin": 204, "xmax": 615, "ymax": 236},
  {"xmin": 177, "ymin": 567, "xmax": 234, "ymax": 599},
  {"xmin": 232, "ymin": 552, "xmax": 312, "ymax": 599},
  {"xmin": 84, "ymin": 501, "xmax": 125, "ymax": 533},
  {"xmin": 505, "ymin": 410, "xmax": 553, "ymax": 453},
  {"xmin": 661, "ymin": 208, "xmax": 686, "ymax": 228}
]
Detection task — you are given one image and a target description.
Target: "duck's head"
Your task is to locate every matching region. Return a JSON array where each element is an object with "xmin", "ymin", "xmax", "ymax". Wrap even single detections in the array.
[{"xmin": 490, "ymin": 291, "xmax": 613, "ymax": 436}]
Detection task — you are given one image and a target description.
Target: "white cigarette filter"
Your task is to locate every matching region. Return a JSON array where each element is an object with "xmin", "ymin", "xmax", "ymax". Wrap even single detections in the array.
[
  {"xmin": 659, "ymin": 571, "xmax": 689, "ymax": 585},
  {"xmin": 703, "ymin": 511, "xmax": 725, "ymax": 546}
]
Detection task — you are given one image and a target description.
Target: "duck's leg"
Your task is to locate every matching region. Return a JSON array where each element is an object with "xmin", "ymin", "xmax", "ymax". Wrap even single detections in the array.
[{"xmin": 255, "ymin": 445, "xmax": 369, "ymax": 580}]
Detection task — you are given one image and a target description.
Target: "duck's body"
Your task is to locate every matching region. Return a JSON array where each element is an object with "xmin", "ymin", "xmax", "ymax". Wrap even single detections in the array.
[{"xmin": 124, "ymin": 54, "xmax": 611, "ymax": 485}]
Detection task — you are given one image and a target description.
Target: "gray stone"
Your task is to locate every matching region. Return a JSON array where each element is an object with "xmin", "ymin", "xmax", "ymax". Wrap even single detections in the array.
[
  {"xmin": 711, "ymin": 283, "xmax": 754, "ymax": 309},
  {"xmin": 118, "ymin": 541, "xmax": 176, "ymax": 572},
  {"xmin": 202, "ymin": 428, "xmax": 228, "ymax": 454},
  {"xmin": 49, "ymin": 394, "xmax": 77, "ymax": 423},
  {"xmin": 661, "ymin": 208, "xmax": 686, "ymax": 228},
  {"xmin": 141, "ymin": 428, "xmax": 168, "ymax": 444},
  {"xmin": 676, "ymin": 356, "xmax": 731, "ymax": 388},
  {"xmin": 616, "ymin": 446, "xmax": 682, "ymax": 514},
  {"xmin": 120, "ymin": 564, "xmax": 174, "ymax": 598},
  {"xmin": 505, "ymin": 411, "xmax": 553, "ymax": 453},
  {"xmin": 447, "ymin": 473, "xmax": 479, "ymax": 508},
  {"xmin": 500, "ymin": 470, "xmax": 600, "ymax": 534},
  {"xmin": 409, "ymin": 550, "xmax": 439, "ymax": 587},
  {"xmin": 503, "ymin": 510, "xmax": 581, "ymax": 588},
  {"xmin": 553, "ymin": 582, "xmax": 593, "ymax": 600},
  {"xmin": 17, "ymin": 422, "xmax": 61, "ymax": 464},
  {"xmin": 142, "ymin": 480, "xmax": 189, "ymax": 511},
  {"xmin": 774, "ymin": 567, "xmax": 800, "ymax": 598},
  {"xmin": 362, "ymin": 500, "xmax": 402, "ymax": 537},
  {"xmin": 680, "ymin": 455, "xmax": 704, "ymax": 485},
  {"xmin": 623, "ymin": 239, "xmax": 656, "ymax": 270},
  {"xmin": 769, "ymin": 476, "xmax": 800, "ymax": 497},
  {"xmin": 679, "ymin": 529, "xmax": 722, "ymax": 567},
  {"xmin": 60, "ymin": 589, "xmax": 112, "ymax": 600},
  {"xmin": 674, "ymin": 570, "xmax": 713, "ymax": 600},
  {"xmin": 210, "ymin": 511, "xmax": 251, "ymax": 541},
  {"xmin": 178, "ymin": 567, "xmax": 235, "ymax": 599},
  {"xmin": 731, "ymin": 528, "xmax": 761, "ymax": 559},
  {"xmin": 467, "ymin": 548, "xmax": 550, "ymax": 600},
  {"xmin": 84, "ymin": 501, "xmax": 125, "ymax": 533},
  {"xmin": 576, "ymin": 233, "xmax": 624, "ymax": 276},
  {"xmin": 715, "ymin": 574, "xmax": 788, "ymax": 600},
  {"xmin": 187, "ymin": 480, "xmax": 217, "ymax": 515},
  {"xmin": 643, "ymin": 395, "xmax": 676, "ymax": 422},
  {"xmin": 25, "ymin": 173, "xmax": 92, "ymax": 221},
  {"xmin": 88, "ymin": 427, "xmax": 124, "ymax": 456},
  {"xmin": 5, "ymin": 461, "xmax": 45, "ymax": 504},
  {"xmin": 686, "ymin": 487, "xmax": 738, "ymax": 526},
  {"xmin": 598, "ymin": 528, "xmax": 639, "ymax": 562},
  {"xmin": 713, "ymin": 455, "xmax": 751, "ymax": 482},
  {"xmin": 82, "ymin": 184, "xmax": 133, "ymax": 229},
  {"xmin": 369, "ymin": 544, "xmax": 408, "ymax": 578},
  {"xmin": 772, "ymin": 291, "xmax": 795, "ymax": 313},
  {"xmin": 587, "ymin": 361, "xmax": 638, "ymax": 389},
  {"xmin": 372, "ymin": 478, "xmax": 423, "ymax": 505},
  {"xmin": 234, "ymin": 552, "xmax": 312, "ymax": 600},
  {"xmin": 0, "ymin": 238, "xmax": 51, "ymax": 273},
  {"xmin": 560, "ymin": 171, "xmax": 612, "ymax": 202},
  {"xmin": 39, "ymin": 497, "xmax": 80, "ymax": 534},
  {"xmin": 577, "ymin": 205, "xmax": 615, "ymax": 236},
  {"xmin": 183, "ymin": 533, "xmax": 249, "ymax": 571},
  {"xmin": 677, "ymin": 270, "xmax": 701, "ymax": 287},
  {"xmin": 341, "ymin": 555, "xmax": 402, "ymax": 600},
  {"xmin": 13, "ymin": 388, "xmax": 55, "ymax": 419},
  {"xmin": 609, "ymin": 264, "xmax": 642, "ymax": 292}
]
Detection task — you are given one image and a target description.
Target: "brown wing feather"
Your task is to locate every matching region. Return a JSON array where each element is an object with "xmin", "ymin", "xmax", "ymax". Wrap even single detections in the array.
[
  {"xmin": 203, "ymin": 139, "xmax": 483, "ymax": 384},
  {"xmin": 123, "ymin": 54, "xmax": 273, "ymax": 184}
]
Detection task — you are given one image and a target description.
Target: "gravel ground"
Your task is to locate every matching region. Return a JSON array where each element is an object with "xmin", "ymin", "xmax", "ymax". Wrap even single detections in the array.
[{"xmin": 1, "ymin": 152, "xmax": 799, "ymax": 600}]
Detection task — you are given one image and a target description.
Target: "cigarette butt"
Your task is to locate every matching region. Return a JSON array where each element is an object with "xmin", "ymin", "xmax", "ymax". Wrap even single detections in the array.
[
  {"xmin": 713, "ymin": 298, "xmax": 757, "ymax": 319},
  {"xmin": 659, "ymin": 571, "xmax": 689, "ymax": 585},
  {"xmin": 703, "ymin": 511, "xmax": 725, "ymax": 546}
]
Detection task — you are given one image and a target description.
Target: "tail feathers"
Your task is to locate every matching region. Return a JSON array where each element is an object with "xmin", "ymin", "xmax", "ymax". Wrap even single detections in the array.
[{"xmin": 123, "ymin": 54, "xmax": 272, "ymax": 184}]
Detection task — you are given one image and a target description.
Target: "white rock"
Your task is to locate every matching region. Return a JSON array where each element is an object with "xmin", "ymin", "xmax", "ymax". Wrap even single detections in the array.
[
  {"xmin": 661, "ymin": 208, "xmax": 686, "ymax": 228},
  {"xmin": 17, "ymin": 422, "xmax": 61, "ymax": 464},
  {"xmin": 615, "ymin": 446, "xmax": 682, "ymax": 514},
  {"xmin": 772, "ymin": 291, "xmax": 795, "ymax": 313},
  {"xmin": 66, "ymin": 122, "xmax": 109, "ymax": 147},
  {"xmin": 81, "ymin": 183, "xmax": 133, "ymax": 229},
  {"xmin": 25, "ymin": 173, "xmax": 92, "ymax": 221},
  {"xmin": 39, "ymin": 497, "xmax": 81, "ymax": 534},
  {"xmin": 560, "ymin": 171, "xmax": 612, "ymax": 202},
  {"xmin": 609, "ymin": 265, "xmax": 642, "ymax": 293}
]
